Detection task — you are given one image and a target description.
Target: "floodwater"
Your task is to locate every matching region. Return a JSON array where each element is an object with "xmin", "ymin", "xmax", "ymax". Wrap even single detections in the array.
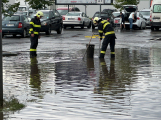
[{"xmin": 2, "ymin": 28, "xmax": 161, "ymax": 119}]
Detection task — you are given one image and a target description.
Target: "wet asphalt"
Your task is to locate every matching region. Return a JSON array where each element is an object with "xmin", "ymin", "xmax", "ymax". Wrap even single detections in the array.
[{"xmin": 2, "ymin": 26, "xmax": 161, "ymax": 119}]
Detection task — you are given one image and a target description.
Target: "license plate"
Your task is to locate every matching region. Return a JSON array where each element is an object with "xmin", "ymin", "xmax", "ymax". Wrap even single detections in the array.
[
  {"xmin": 6, "ymin": 24, "xmax": 14, "ymax": 26},
  {"xmin": 68, "ymin": 18, "xmax": 74, "ymax": 20}
]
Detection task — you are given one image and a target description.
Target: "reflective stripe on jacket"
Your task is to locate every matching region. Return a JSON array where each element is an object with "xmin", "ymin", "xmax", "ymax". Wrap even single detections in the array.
[
  {"xmin": 29, "ymin": 16, "xmax": 41, "ymax": 35},
  {"xmin": 98, "ymin": 20, "xmax": 115, "ymax": 40}
]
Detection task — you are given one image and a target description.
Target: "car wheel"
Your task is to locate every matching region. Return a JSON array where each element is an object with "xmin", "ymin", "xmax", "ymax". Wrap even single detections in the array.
[
  {"xmin": 81, "ymin": 22, "xmax": 84, "ymax": 29},
  {"xmin": 139, "ymin": 23, "xmax": 143, "ymax": 30},
  {"xmin": 155, "ymin": 27, "xmax": 159, "ymax": 31},
  {"xmin": 71, "ymin": 26, "xmax": 74, "ymax": 29},
  {"xmin": 46, "ymin": 26, "xmax": 51, "ymax": 35},
  {"xmin": 21, "ymin": 29, "xmax": 27, "ymax": 38},
  {"xmin": 92, "ymin": 24, "xmax": 95, "ymax": 29},
  {"xmin": 2, "ymin": 34, "xmax": 4, "ymax": 38},
  {"xmin": 57, "ymin": 25, "xmax": 62, "ymax": 34},
  {"xmin": 87, "ymin": 22, "xmax": 91, "ymax": 29}
]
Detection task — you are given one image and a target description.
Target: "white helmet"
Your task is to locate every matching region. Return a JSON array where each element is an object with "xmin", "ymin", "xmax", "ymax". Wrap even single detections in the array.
[
  {"xmin": 93, "ymin": 17, "xmax": 99, "ymax": 24},
  {"xmin": 36, "ymin": 11, "xmax": 44, "ymax": 18}
]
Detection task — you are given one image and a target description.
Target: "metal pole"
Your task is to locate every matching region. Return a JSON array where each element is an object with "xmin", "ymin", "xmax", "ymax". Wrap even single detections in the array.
[
  {"xmin": 85, "ymin": 5, "xmax": 86, "ymax": 15},
  {"xmin": 0, "ymin": 0, "xmax": 3, "ymax": 106}
]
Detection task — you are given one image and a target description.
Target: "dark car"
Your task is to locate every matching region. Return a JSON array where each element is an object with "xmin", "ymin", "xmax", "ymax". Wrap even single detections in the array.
[
  {"xmin": 2, "ymin": 14, "xmax": 30, "ymax": 38},
  {"xmin": 36, "ymin": 9, "xmax": 63, "ymax": 35},
  {"xmin": 91, "ymin": 11, "xmax": 114, "ymax": 29},
  {"xmin": 102, "ymin": 9, "xmax": 117, "ymax": 15}
]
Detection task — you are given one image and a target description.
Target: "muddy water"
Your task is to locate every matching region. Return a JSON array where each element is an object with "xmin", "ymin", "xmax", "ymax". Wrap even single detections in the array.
[{"xmin": 2, "ymin": 47, "xmax": 161, "ymax": 120}]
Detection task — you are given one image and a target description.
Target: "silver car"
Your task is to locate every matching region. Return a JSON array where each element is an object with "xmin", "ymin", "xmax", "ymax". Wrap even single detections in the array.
[
  {"xmin": 63, "ymin": 12, "xmax": 91, "ymax": 29},
  {"xmin": 139, "ymin": 9, "xmax": 150, "ymax": 26}
]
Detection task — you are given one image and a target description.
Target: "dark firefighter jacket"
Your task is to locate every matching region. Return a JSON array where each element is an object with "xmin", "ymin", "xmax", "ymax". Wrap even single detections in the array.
[
  {"xmin": 98, "ymin": 20, "xmax": 115, "ymax": 40},
  {"xmin": 29, "ymin": 16, "xmax": 41, "ymax": 35}
]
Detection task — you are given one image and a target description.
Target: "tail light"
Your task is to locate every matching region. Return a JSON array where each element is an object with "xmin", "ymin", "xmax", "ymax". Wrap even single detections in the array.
[
  {"xmin": 92, "ymin": 18, "xmax": 93, "ymax": 21},
  {"xmin": 18, "ymin": 22, "xmax": 22, "ymax": 28},
  {"xmin": 78, "ymin": 17, "xmax": 81, "ymax": 21},
  {"xmin": 137, "ymin": 17, "xmax": 140, "ymax": 20},
  {"xmin": 63, "ymin": 16, "xmax": 65, "ymax": 20},
  {"xmin": 150, "ymin": 13, "xmax": 152, "ymax": 21}
]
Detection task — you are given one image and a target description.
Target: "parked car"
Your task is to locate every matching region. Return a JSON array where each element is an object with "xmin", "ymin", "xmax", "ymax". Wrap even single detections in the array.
[
  {"xmin": 2, "ymin": 14, "xmax": 30, "ymax": 38},
  {"xmin": 91, "ymin": 11, "xmax": 114, "ymax": 29},
  {"xmin": 37, "ymin": 9, "xmax": 63, "ymax": 35},
  {"xmin": 63, "ymin": 11, "xmax": 91, "ymax": 29},
  {"xmin": 123, "ymin": 5, "xmax": 146, "ymax": 29},
  {"xmin": 150, "ymin": 0, "xmax": 161, "ymax": 30},
  {"xmin": 139, "ymin": 9, "xmax": 150, "ymax": 26},
  {"xmin": 57, "ymin": 7, "xmax": 80, "ymax": 17}
]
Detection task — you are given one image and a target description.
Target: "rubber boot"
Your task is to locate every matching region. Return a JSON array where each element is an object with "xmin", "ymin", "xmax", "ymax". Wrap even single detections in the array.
[
  {"xmin": 111, "ymin": 54, "xmax": 115, "ymax": 58},
  {"xmin": 99, "ymin": 53, "xmax": 105, "ymax": 58}
]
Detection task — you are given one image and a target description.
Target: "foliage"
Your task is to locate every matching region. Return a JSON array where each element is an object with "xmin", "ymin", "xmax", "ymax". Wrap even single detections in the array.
[
  {"xmin": 113, "ymin": 0, "xmax": 140, "ymax": 10},
  {"xmin": 0, "ymin": 96, "xmax": 25, "ymax": 112},
  {"xmin": 25, "ymin": 0, "xmax": 54, "ymax": 10},
  {"xmin": 2, "ymin": 0, "xmax": 20, "ymax": 16}
]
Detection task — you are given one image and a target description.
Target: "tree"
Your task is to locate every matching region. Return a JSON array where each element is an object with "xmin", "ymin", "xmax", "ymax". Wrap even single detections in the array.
[
  {"xmin": 113, "ymin": 0, "xmax": 140, "ymax": 10},
  {"xmin": 25, "ymin": 0, "xmax": 54, "ymax": 10},
  {"xmin": 2, "ymin": 0, "xmax": 20, "ymax": 16}
]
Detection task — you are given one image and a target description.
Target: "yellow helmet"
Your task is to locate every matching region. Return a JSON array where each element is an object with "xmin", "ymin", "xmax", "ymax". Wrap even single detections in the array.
[
  {"xmin": 93, "ymin": 17, "xmax": 99, "ymax": 24},
  {"xmin": 36, "ymin": 11, "xmax": 44, "ymax": 18}
]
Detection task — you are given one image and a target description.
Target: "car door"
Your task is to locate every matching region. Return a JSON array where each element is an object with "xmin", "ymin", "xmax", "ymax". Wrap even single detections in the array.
[
  {"xmin": 52, "ymin": 10, "xmax": 62, "ymax": 30},
  {"xmin": 82, "ymin": 12, "xmax": 89, "ymax": 26},
  {"xmin": 23, "ymin": 15, "xmax": 30, "ymax": 33}
]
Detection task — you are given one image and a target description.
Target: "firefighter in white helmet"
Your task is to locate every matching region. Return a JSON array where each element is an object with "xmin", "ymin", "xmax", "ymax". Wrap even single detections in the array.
[
  {"xmin": 29, "ymin": 11, "xmax": 44, "ymax": 58},
  {"xmin": 93, "ymin": 17, "xmax": 116, "ymax": 58}
]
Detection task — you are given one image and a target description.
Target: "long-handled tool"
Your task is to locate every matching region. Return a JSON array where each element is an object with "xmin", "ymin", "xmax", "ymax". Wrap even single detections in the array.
[
  {"xmin": 99, "ymin": 40, "xmax": 101, "ymax": 58},
  {"xmin": 82, "ymin": 32, "xmax": 94, "ymax": 60}
]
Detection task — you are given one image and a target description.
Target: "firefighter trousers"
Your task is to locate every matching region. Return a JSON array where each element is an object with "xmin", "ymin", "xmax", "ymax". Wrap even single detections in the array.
[
  {"xmin": 99, "ymin": 35, "xmax": 115, "ymax": 58},
  {"xmin": 30, "ymin": 35, "xmax": 38, "ymax": 57}
]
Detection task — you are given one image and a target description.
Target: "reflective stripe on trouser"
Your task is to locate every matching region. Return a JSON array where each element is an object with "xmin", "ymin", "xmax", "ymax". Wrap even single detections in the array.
[
  {"xmin": 99, "ymin": 35, "xmax": 115, "ymax": 58},
  {"xmin": 30, "ymin": 35, "xmax": 38, "ymax": 56}
]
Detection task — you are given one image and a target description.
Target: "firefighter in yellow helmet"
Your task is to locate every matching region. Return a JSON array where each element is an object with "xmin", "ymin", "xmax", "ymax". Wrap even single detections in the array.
[
  {"xmin": 93, "ymin": 17, "xmax": 116, "ymax": 58},
  {"xmin": 29, "ymin": 11, "xmax": 43, "ymax": 58}
]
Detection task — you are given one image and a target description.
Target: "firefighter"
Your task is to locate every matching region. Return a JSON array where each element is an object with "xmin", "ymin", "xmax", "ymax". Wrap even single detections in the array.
[
  {"xmin": 29, "ymin": 11, "xmax": 43, "ymax": 58},
  {"xmin": 93, "ymin": 17, "xmax": 116, "ymax": 58}
]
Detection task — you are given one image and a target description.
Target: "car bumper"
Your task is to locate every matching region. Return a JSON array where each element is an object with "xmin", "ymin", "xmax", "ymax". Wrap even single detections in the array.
[
  {"xmin": 2, "ymin": 28, "xmax": 23, "ymax": 35},
  {"xmin": 150, "ymin": 22, "xmax": 161, "ymax": 27},
  {"xmin": 63, "ymin": 21, "xmax": 83, "ymax": 26}
]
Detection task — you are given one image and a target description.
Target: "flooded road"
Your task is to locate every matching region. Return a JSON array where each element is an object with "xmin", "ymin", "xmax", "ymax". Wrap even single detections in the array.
[{"xmin": 2, "ymin": 28, "xmax": 161, "ymax": 119}]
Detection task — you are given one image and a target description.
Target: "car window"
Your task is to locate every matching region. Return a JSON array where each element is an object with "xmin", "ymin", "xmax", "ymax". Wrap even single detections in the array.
[
  {"xmin": 153, "ymin": 4, "xmax": 161, "ymax": 13},
  {"xmin": 3, "ymin": 15, "xmax": 20, "ymax": 21},
  {"xmin": 49, "ymin": 11, "xmax": 53, "ymax": 18},
  {"xmin": 113, "ymin": 12, "xmax": 120, "ymax": 17},
  {"xmin": 23, "ymin": 16, "xmax": 29, "ymax": 22},
  {"xmin": 94, "ymin": 13, "xmax": 109, "ymax": 17},
  {"xmin": 66, "ymin": 12, "xmax": 81, "ymax": 16},
  {"xmin": 57, "ymin": 10, "xmax": 68, "ymax": 15},
  {"xmin": 54, "ymin": 10, "xmax": 60, "ymax": 17},
  {"xmin": 139, "ymin": 13, "xmax": 143, "ymax": 18}
]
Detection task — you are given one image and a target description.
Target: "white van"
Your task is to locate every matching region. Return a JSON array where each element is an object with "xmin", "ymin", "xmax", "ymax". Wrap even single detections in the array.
[{"xmin": 150, "ymin": 0, "xmax": 161, "ymax": 30}]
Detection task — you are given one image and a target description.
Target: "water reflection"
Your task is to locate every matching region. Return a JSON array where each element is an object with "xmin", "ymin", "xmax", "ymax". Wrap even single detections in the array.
[
  {"xmin": 30, "ymin": 57, "xmax": 41, "ymax": 90},
  {"xmin": 96, "ymin": 58, "xmax": 115, "ymax": 94}
]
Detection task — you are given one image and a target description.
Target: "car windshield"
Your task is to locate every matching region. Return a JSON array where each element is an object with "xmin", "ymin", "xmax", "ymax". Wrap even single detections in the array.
[
  {"xmin": 57, "ymin": 10, "xmax": 68, "ymax": 15},
  {"xmin": 153, "ymin": 4, "xmax": 161, "ymax": 13},
  {"xmin": 41, "ymin": 12, "xmax": 49, "ymax": 19},
  {"xmin": 3, "ymin": 15, "xmax": 20, "ymax": 21},
  {"xmin": 66, "ymin": 12, "xmax": 81, "ymax": 16},
  {"xmin": 139, "ymin": 11, "xmax": 150, "ymax": 16},
  {"xmin": 113, "ymin": 12, "xmax": 120, "ymax": 17},
  {"xmin": 16, "ymin": 11, "xmax": 28, "ymax": 16}
]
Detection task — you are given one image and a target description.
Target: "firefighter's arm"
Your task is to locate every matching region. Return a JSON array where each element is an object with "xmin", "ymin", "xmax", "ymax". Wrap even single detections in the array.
[
  {"xmin": 98, "ymin": 23, "xmax": 103, "ymax": 40},
  {"xmin": 29, "ymin": 18, "xmax": 34, "ymax": 37}
]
